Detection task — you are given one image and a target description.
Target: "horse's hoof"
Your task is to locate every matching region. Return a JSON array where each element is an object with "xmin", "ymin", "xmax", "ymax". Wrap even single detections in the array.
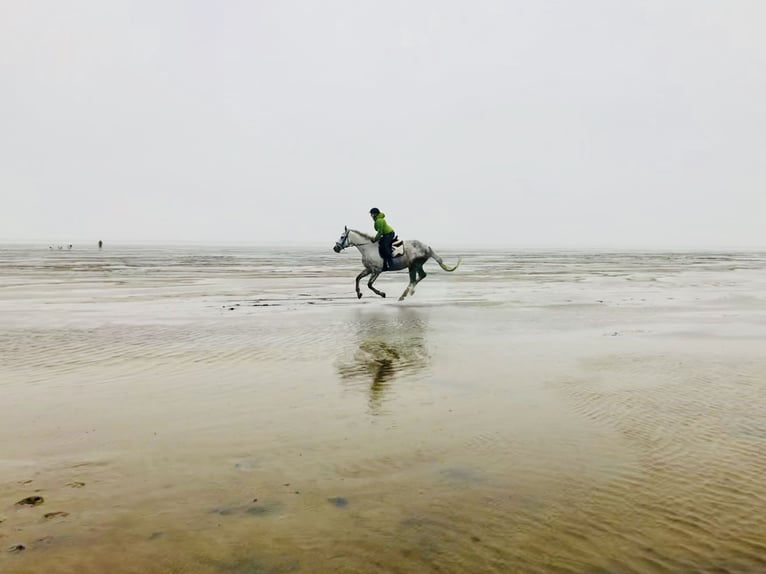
[
  {"xmin": 381, "ymin": 293, "xmax": 386, "ymax": 298},
  {"xmin": 357, "ymin": 292, "xmax": 362, "ymax": 299}
]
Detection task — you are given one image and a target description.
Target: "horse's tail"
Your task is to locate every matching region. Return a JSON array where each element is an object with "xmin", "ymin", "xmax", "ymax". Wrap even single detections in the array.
[{"xmin": 429, "ymin": 248, "xmax": 461, "ymax": 272}]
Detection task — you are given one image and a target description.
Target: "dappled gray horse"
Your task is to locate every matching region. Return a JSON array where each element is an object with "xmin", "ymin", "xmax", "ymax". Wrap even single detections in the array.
[{"xmin": 333, "ymin": 227, "xmax": 461, "ymax": 301}]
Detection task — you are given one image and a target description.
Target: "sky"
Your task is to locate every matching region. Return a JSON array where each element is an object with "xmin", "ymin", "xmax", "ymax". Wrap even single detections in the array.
[{"xmin": 1, "ymin": 0, "xmax": 764, "ymax": 248}]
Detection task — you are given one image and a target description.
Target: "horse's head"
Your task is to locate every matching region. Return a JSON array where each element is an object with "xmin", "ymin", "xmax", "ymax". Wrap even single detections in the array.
[{"xmin": 333, "ymin": 226, "xmax": 350, "ymax": 253}]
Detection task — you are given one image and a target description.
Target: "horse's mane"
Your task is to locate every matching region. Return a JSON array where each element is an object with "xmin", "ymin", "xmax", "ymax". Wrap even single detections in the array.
[{"xmin": 349, "ymin": 229, "xmax": 375, "ymax": 242}]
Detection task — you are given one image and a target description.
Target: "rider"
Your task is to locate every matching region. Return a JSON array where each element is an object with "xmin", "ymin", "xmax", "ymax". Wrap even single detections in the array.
[{"xmin": 370, "ymin": 208, "xmax": 395, "ymax": 271}]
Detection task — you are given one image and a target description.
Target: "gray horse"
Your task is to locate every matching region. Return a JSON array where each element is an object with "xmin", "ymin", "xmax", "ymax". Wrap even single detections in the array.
[{"xmin": 333, "ymin": 227, "xmax": 461, "ymax": 301}]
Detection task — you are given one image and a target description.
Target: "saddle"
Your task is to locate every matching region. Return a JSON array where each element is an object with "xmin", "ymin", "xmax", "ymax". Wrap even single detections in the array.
[{"xmin": 391, "ymin": 237, "xmax": 405, "ymax": 258}]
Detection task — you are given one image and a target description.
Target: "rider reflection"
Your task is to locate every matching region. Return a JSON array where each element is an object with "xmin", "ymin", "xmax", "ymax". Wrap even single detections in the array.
[{"xmin": 336, "ymin": 308, "xmax": 430, "ymax": 414}]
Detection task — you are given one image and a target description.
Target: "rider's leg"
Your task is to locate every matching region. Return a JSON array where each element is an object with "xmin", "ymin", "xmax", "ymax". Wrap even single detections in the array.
[{"xmin": 380, "ymin": 233, "xmax": 394, "ymax": 271}]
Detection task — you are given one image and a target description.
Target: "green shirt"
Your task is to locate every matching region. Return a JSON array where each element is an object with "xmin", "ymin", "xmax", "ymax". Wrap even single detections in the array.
[{"xmin": 373, "ymin": 213, "xmax": 394, "ymax": 241}]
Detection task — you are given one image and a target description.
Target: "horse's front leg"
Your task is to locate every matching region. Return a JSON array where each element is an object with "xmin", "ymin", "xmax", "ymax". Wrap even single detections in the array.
[
  {"xmin": 368, "ymin": 272, "xmax": 386, "ymax": 298},
  {"xmin": 355, "ymin": 268, "xmax": 371, "ymax": 299}
]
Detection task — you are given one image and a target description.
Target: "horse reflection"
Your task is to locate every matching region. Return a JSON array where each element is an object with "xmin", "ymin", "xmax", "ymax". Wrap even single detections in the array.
[{"xmin": 336, "ymin": 309, "xmax": 430, "ymax": 414}]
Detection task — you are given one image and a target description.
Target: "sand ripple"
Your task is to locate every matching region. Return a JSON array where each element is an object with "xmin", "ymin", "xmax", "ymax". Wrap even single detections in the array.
[{"xmin": 550, "ymin": 354, "xmax": 766, "ymax": 573}]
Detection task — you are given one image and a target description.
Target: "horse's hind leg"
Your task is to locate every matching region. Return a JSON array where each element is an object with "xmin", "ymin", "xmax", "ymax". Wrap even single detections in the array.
[
  {"xmin": 404, "ymin": 263, "xmax": 427, "ymax": 298},
  {"xmin": 355, "ymin": 268, "xmax": 371, "ymax": 299},
  {"xmin": 414, "ymin": 262, "xmax": 427, "ymax": 288},
  {"xmin": 398, "ymin": 266, "xmax": 417, "ymax": 301},
  {"xmin": 368, "ymin": 272, "xmax": 386, "ymax": 298}
]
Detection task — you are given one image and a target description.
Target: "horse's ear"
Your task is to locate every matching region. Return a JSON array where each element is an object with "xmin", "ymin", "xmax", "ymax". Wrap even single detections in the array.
[{"xmin": 345, "ymin": 225, "xmax": 348, "ymax": 231}]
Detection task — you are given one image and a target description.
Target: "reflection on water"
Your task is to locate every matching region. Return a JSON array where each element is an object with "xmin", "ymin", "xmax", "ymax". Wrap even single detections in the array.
[{"xmin": 336, "ymin": 309, "xmax": 430, "ymax": 413}]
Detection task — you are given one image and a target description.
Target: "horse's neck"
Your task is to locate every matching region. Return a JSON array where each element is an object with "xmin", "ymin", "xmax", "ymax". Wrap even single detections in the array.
[
  {"xmin": 349, "ymin": 230, "xmax": 376, "ymax": 255},
  {"xmin": 349, "ymin": 230, "xmax": 371, "ymax": 245}
]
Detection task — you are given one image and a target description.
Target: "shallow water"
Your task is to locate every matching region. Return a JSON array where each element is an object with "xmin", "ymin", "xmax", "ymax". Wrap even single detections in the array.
[{"xmin": 1, "ymin": 245, "xmax": 766, "ymax": 573}]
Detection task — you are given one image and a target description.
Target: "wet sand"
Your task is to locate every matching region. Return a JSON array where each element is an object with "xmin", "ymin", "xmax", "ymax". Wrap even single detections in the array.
[{"xmin": 1, "ymin": 246, "xmax": 766, "ymax": 573}]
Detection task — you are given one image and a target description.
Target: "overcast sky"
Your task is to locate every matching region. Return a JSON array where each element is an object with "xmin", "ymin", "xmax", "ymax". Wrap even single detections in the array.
[{"xmin": 1, "ymin": 1, "xmax": 764, "ymax": 248}]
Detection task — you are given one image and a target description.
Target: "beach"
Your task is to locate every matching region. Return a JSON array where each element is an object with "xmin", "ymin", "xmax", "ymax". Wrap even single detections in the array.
[{"xmin": 1, "ymin": 245, "xmax": 765, "ymax": 573}]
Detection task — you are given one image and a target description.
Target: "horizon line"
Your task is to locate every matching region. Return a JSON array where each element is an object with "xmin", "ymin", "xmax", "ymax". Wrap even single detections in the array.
[{"xmin": 1, "ymin": 239, "xmax": 765, "ymax": 253}]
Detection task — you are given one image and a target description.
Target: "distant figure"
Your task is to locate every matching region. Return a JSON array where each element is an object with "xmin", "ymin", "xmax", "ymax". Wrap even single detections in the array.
[
  {"xmin": 370, "ymin": 207, "xmax": 396, "ymax": 271},
  {"xmin": 98, "ymin": 240, "xmax": 103, "ymax": 249},
  {"xmin": 67, "ymin": 244, "xmax": 72, "ymax": 250}
]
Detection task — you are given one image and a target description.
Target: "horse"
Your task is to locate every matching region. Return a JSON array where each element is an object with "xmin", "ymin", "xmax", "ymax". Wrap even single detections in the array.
[{"xmin": 333, "ymin": 227, "xmax": 461, "ymax": 301}]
